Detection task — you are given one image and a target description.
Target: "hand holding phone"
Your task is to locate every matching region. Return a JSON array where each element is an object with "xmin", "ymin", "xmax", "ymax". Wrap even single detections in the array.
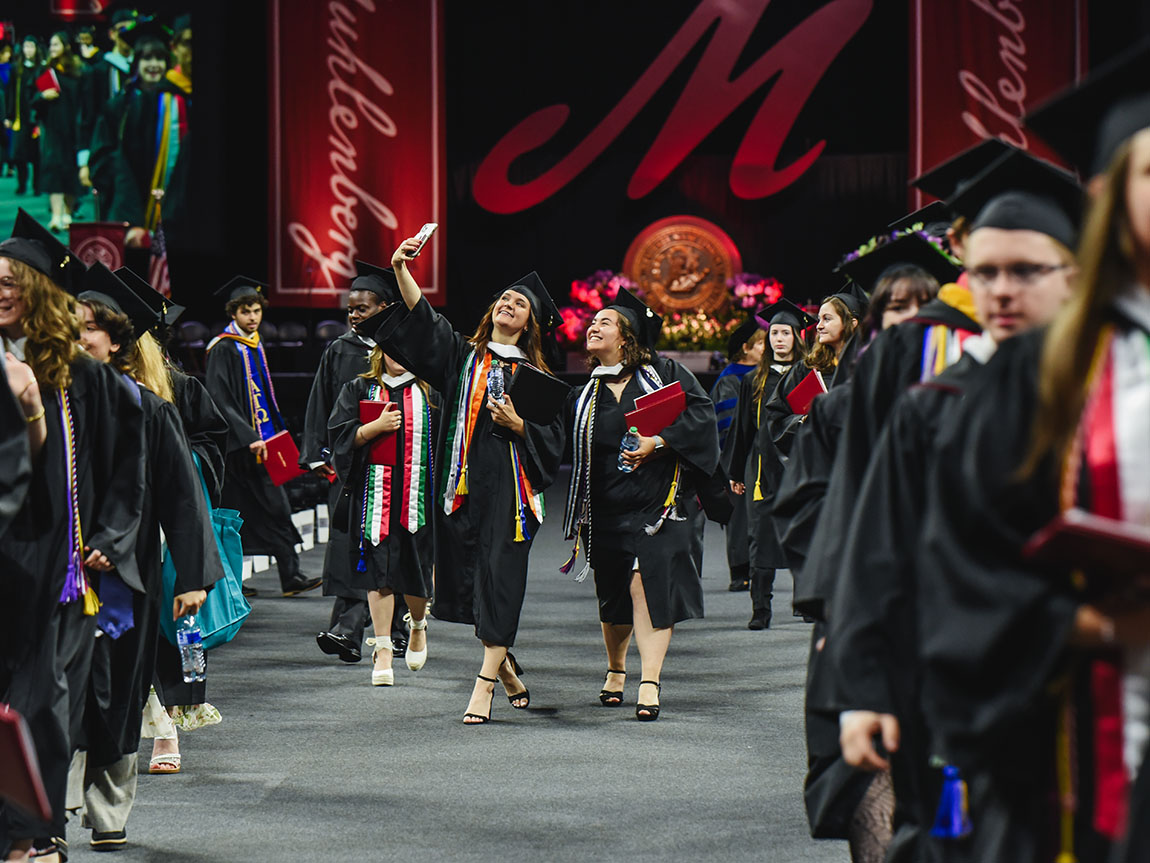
[{"xmin": 407, "ymin": 223, "xmax": 438, "ymax": 258}]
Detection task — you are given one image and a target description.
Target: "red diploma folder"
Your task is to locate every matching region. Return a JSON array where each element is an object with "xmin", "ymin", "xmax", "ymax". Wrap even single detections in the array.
[
  {"xmin": 359, "ymin": 401, "xmax": 397, "ymax": 466},
  {"xmin": 263, "ymin": 431, "xmax": 307, "ymax": 486},
  {"xmin": 785, "ymin": 369, "xmax": 827, "ymax": 415},
  {"xmin": 624, "ymin": 381, "xmax": 686, "ymax": 437},
  {"xmin": 1023, "ymin": 508, "xmax": 1150, "ymax": 582},
  {"xmin": 35, "ymin": 68, "xmax": 60, "ymax": 94},
  {"xmin": 0, "ymin": 706, "xmax": 52, "ymax": 822}
]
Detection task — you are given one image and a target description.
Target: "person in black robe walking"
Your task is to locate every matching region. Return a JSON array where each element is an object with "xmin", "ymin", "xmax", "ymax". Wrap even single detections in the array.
[
  {"xmin": 372, "ymin": 234, "xmax": 565, "ymax": 725},
  {"xmin": 4, "ymin": 37, "xmax": 42, "ymax": 197},
  {"xmin": 725, "ymin": 299, "xmax": 813, "ymax": 629},
  {"xmin": 0, "ymin": 212, "xmax": 144, "ymax": 863},
  {"xmin": 563, "ymin": 288, "xmax": 720, "ymax": 720},
  {"xmin": 204, "ymin": 276, "xmax": 319, "ymax": 597},
  {"xmin": 329, "ymin": 342, "xmax": 438, "ymax": 686},
  {"xmin": 303, "ymin": 262, "xmax": 396, "ymax": 664},
  {"xmin": 31, "ymin": 33, "xmax": 82, "ymax": 232}
]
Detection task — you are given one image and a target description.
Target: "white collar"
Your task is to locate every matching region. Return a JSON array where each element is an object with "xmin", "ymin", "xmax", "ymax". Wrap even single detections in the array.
[
  {"xmin": 961, "ymin": 331, "xmax": 998, "ymax": 364},
  {"xmin": 590, "ymin": 362, "xmax": 625, "ymax": 378},
  {"xmin": 2, "ymin": 334, "xmax": 27, "ymax": 362},
  {"xmin": 381, "ymin": 371, "xmax": 415, "ymax": 388},
  {"xmin": 487, "ymin": 341, "xmax": 526, "ymax": 361},
  {"xmin": 1115, "ymin": 287, "xmax": 1150, "ymax": 335}
]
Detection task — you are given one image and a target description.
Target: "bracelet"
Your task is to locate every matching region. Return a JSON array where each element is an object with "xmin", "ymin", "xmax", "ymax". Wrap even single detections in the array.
[{"xmin": 24, "ymin": 405, "xmax": 45, "ymax": 424}]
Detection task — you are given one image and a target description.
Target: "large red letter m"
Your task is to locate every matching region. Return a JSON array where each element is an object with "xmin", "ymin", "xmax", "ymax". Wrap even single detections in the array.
[{"xmin": 472, "ymin": 0, "xmax": 873, "ymax": 214}]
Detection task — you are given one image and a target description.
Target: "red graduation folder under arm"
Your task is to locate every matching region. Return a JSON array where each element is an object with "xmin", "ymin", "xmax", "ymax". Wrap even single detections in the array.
[
  {"xmin": 0, "ymin": 706, "xmax": 52, "ymax": 822},
  {"xmin": 263, "ymin": 430, "xmax": 307, "ymax": 486},
  {"xmin": 35, "ymin": 68, "xmax": 60, "ymax": 94},
  {"xmin": 624, "ymin": 381, "xmax": 686, "ymax": 437},
  {"xmin": 359, "ymin": 401, "xmax": 397, "ymax": 466},
  {"xmin": 785, "ymin": 369, "xmax": 827, "ymax": 416},
  {"xmin": 1023, "ymin": 508, "xmax": 1150, "ymax": 584}
]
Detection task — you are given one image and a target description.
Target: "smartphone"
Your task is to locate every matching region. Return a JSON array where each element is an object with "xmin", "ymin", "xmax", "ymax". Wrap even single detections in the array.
[{"xmin": 407, "ymin": 223, "xmax": 438, "ymax": 258}]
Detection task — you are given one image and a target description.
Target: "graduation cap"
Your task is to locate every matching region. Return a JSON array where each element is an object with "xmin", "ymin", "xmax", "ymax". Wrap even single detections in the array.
[
  {"xmin": 496, "ymin": 271, "xmax": 562, "ymax": 335},
  {"xmin": 1025, "ymin": 39, "xmax": 1150, "ymax": 177},
  {"xmin": 77, "ymin": 262, "xmax": 161, "ymax": 336},
  {"xmin": 947, "ymin": 149, "xmax": 1083, "ymax": 249},
  {"xmin": 726, "ymin": 315, "xmax": 764, "ymax": 361},
  {"xmin": 111, "ymin": 9, "xmax": 139, "ymax": 27},
  {"xmin": 606, "ymin": 286, "xmax": 662, "ymax": 349},
  {"xmin": 0, "ymin": 208, "xmax": 84, "ymax": 292},
  {"xmin": 754, "ymin": 298, "xmax": 817, "ymax": 333},
  {"xmin": 214, "ymin": 275, "xmax": 268, "ymax": 306},
  {"xmin": 910, "ymin": 138, "xmax": 1017, "ymax": 201},
  {"xmin": 350, "ymin": 260, "xmax": 399, "ymax": 305},
  {"xmin": 119, "ymin": 17, "xmax": 171, "ymax": 50},
  {"xmin": 171, "ymin": 14, "xmax": 192, "ymax": 34},
  {"xmin": 828, "ymin": 280, "xmax": 871, "ymax": 319},
  {"xmin": 887, "ymin": 201, "xmax": 953, "ymax": 238},
  {"xmin": 114, "ymin": 266, "xmax": 185, "ymax": 328},
  {"xmin": 835, "ymin": 233, "xmax": 961, "ymax": 296}
]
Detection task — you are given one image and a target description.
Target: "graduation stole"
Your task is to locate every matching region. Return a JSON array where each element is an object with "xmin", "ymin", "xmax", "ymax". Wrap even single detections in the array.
[
  {"xmin": 143, "ymin": 90, "xmax": 187, "ymax": 231},
  {"xmin": 357, "ymin": 380, "xmax": 432, "ymax": 569},
  {"xmin": 215, "ymin": 322, "xmax": 283, "ymax": 440},
  {"xmin": 560, "ymin": 364, "xmax": 684, "ymax": 581},
  {"xmin": 1056, "ymin": 325, "xmax": 1150, "ymax": 846},
  {"xmin": 442, "ymin": 349, "xmax": 544, "ymax": 542},
  {"xmin": 919, "ymin": 323, "xmax": 977, "ymax": 382},
  {"xmin": 57, "ymin": 389, "xmax": 100, "ymax": 615}
]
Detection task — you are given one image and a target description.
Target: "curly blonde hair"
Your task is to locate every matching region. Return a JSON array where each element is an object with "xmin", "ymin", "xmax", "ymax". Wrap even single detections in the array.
[{"xmin": 5, "ymin": 257, "xmax": 80, "ymax": 390}]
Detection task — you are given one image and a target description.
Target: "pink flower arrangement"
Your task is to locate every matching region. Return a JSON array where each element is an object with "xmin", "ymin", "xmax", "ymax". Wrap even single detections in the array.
[
  {"xmin": 556, "ymin": 270, "xmax": 640, "ymax": 346},
  {"xmin": 727, "ymin": 273, "xmax": 784, "ymax": 311}
]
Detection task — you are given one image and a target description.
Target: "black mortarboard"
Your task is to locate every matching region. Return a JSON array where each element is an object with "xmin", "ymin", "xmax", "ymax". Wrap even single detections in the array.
[
  {"xmin": 754, "ymin": 298, "xmax": 817, "ymax": 333},
  {"xmin": 0, "ymin": 208, "xmax": 84, "ymax": 291},
  {"xmin": 828, "ymin": 280, "xmax": 871, "ymax": 318},
  {"xmin": 1025, "ymin": 39, "xmax": 1150, "ymax": 177},
  {"xmin": 77, "ymin": 262, "xmax": 161, "ymax": 336},
  {"xmin": 606, "ymin": 286, "xmax": 662, "ymax": 349},
  {"xmin": 120, "ymin": 17, "xmax": 170, "ymax": 49},
  {"xmin": 350, "ymin": 260, "xmax": 399, "ymax": 305},
  {"xmin": 836, "ymin": 233, "xmax": 961, "ymax": 295},
  {"xmin": 111, "ymin": 9, "xmax": 139, "ymax": 27},
  {"xmin": 114, "ymin": 266, "xmax": 184, "ymax": 328},
  {"xmin": 910, "ymin": 138, "xmax": 1017, "ymax": 200},
  {"xmin": 172, "ymin": 14, "xmax": 192, "ymax": 34},
  {"xmin": 947, "ymin": 149, "xmax": 1083, "ymax": 249},
  {"xmin": 495, "ymin": 271, "xmax": 562, "ymax": 335},
  {"xmin": 887, "ymin": 201, "xmax": 953, "ymax": 237},
  {"xmin": 726, "ymin": 315, "xmax": 764, "ymax": 361},
  {"xmin": 214, "ymin": 275, "xmax": 268, "ymax": 305}
]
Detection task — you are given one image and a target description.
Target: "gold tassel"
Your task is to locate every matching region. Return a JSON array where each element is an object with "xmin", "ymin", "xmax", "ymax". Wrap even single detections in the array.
[
  {"xmin": 83, "ymin": 587, "xmax": 101, "ymax": 617},
  {"xmin": 456, "ymin": 468, "xmax": 468, "ymax": 496},
  {"xmin": 1055, "ymin": 685, "xmax": 1078, "ymax": 863},
  {"xmin": 753, "ymin": 457, "xmax": 764, "ymax": 501}
]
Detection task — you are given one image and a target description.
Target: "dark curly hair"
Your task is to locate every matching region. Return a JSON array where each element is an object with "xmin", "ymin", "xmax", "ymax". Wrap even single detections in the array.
[
  {"xmin": 78, "ymin": 296, "xmax": 136, "ymax": 367},
  {"xmin": 225, "ymin": 293, "xmax": 269, "ymax": 317},
  {"xmin": 586, "ymin": 311, "xmax": 656, "ymax": 371}
]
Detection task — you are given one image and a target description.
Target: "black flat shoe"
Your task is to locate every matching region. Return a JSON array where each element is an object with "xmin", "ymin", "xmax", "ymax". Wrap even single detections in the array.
[
  {"xmin": 391, "ymin": 634, "xmax": 408, "ymax": 657},
  {"xmin": 464, "ymin": 674, "xmax": 497, "ymax": 725},
  {"xmin": 600, "ymin": 668, "xmax": 626, "ymax": 706},
  {"xmin": 728, "ymin": 579, "xmax": 750, "ymax": 592},
  {"xmin": 748, "ymin": 610, "xmax": 771, "ymax": 630},
  {"xmin": 316, "ymin": 631, "xmax": 362, "ymax": 663},
  {"xmin": 636, "ymin": 680, "xmax": 661, "ymax": 721},
  {"xmin": 281, "ymin": 575, "xmax": 322, "ymax": 596},
  {"xmin": 502, "ymin": 651, "xmax": 529, "ymax": 708},
  {"xmin": 241, "ymin": 584, "xmax": 258, "ymax": 597}
]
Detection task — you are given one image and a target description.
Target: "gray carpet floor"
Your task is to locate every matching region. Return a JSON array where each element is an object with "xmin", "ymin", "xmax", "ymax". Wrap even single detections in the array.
[{"xmin": 65, "ymin": 476, "xmax": 845, "ymax": 862}]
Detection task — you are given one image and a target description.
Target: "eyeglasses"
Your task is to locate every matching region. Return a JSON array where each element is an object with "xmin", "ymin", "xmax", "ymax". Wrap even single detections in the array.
[{"xmin": 967, "ymin": 263, "xmax": 1071, "ymax": 289}]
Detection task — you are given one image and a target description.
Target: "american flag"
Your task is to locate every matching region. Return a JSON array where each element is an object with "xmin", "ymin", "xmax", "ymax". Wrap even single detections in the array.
[{"xmin": 149, "ymin": 223, "xmax": 171, "ymax": 298}]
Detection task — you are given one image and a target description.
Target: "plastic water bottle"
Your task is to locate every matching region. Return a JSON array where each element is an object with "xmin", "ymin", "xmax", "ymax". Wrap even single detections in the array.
[
  {"xmin": 487, "ymin": 360, "xmax": 505, "ymax": 403},
  {"xmin": 177, "ymin": 615, "xmax": 206, "ymax": 683},
  {"xmin": 618, "ymin": 426, "xmax": 641, "ymax": 472}
]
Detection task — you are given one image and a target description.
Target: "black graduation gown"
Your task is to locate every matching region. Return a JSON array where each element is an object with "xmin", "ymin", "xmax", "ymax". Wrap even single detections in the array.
[
  {"xmin": 83, "ymin": 386, "xmax": 224, "ymax": 767},
  {"xmin": 822, "ymin": 352, "xmax": 986, "ymax": 855},
  {"xmin": 30, "ymin": 69, "xmax": 81, "ymax": 195},
  {"xmin": 302, "ymin": 332, "xmax": 372, "ymax": 600},
  {"xmin": 329, "ymin": 376, "xmax": 437, "ymax": 598},
  {"xmin": 204, "ymin": 334, "xmax": 302, "ymax": 556},
  {"xmin": 0, "ymin": 361, "xmax": 31, "ymax": 539},
  {"xmin": 88, "ymin": 79, "xmax": 190, "ymax": 226},
  {"xmin": 0, "ymin": 356, "xmax": 144, "ymax": 842},
  {"xmin": 372, "ymin": 298, "xmax": 564, "ymax": 646},
  {"xmin": 78, "ymin": 52, "xmax": 132, "ymax": 154},
  {"xmin": 915, "ymin": 327, "xmax": 1135, "ymax": 863},
  {"xmin": 569, "ymin": 360, "xmax": 720, "ymax": 629},
  {"xmin": 724, "ymin": 365, "xmax": 789, "ymax": 569},
  {"xmin": 4, "ymin": 62, "xmax": 40, "ymax": 165},
  {"xmin": 171, "ymin": 370, "xmax": 228, "ymax": 507},
  {"xmin": 711, "ymin": 364, "xmax": 752, "ymax": 574}
]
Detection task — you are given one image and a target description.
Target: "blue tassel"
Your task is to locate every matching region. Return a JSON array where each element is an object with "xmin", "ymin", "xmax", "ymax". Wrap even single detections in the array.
[
  {"xmin": 356, "ymin": 541, "xmax": 367, "ymax": 573},
  {"xmin": 930, "ymin": 765, "xmax": 972, "ymax": 839}
]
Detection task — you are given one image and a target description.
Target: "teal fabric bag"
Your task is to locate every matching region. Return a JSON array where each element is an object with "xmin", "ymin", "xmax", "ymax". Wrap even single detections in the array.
[{"xmin": 159, "ymin": 452, "xmax": 251, "ymax": 650}]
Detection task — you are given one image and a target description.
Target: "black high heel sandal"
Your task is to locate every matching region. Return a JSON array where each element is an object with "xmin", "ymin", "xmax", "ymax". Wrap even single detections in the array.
[
  {"xmin": 464, "ymin": 674, "xmax": 497, "ymax": 725},
  {"xmin": 636, "ymin": 680, "xmax": 661, "ymax": 722},
  {"xmin": 599, "ymin": 669, "xmax": 626, "ymax": 706},
  {"xmin": 502, "ymin": 652, "xmax": 530, "ymax": 709}
]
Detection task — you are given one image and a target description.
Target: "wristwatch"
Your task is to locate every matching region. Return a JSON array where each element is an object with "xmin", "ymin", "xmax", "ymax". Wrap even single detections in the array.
[{"xmin": 653, "ymin": 436, "xmax": 665, "ymax": 451}]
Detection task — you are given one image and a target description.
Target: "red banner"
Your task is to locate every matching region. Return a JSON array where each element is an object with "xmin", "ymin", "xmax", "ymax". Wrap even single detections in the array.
[
  {"xmin": 69, "ymin": 222, "xmax": 128, "ymax": 271},
  {"xmin": 269, "ymin": 0, "xmax": 446, "ymax": 307},
  {"xmin": 909, "ymin": 0, "xmax": 1088, "ymax": 207}
]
